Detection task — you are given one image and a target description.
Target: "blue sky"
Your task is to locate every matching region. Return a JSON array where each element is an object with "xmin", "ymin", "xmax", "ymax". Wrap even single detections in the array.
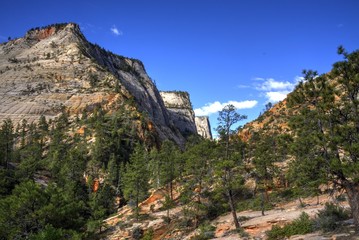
[{"xmin": 1, "ymin": 0, "xmax": 359, "ymax": 136}]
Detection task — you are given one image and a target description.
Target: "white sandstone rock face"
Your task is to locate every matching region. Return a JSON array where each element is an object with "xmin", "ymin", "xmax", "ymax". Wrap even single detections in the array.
[
  {"xmin": 195, "ymin": 116, "xmax": 212, "ymax": 139},
  {"xmin": 0, "ymin": 23, "xmax": 186, "ymax": 145},
  {"xmin": 159, "ymin": 91, "xmax": 197, "ymax": 137}
]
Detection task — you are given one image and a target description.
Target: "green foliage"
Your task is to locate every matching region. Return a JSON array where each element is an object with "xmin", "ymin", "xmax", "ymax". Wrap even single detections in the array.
[
  {"xmin": 266, "ymin": 212, "xmax": 314, "ymax": 240},
  {"xmin": 0, "ymin": 118, "xmax": 14, "ymax": 168},
  {"xmin": 287, "ymin": 47, "xmax": 359, "ymax": 225},
  {"xmin": 132, "ymin": 226, "xmax": 144, "ymax": 240},
  {"xmin": 0, "ymin": 181, "xmax": 48, "ymax": 239},
  {"xmin": 89, "ymin": 73, "xmax": 99, "ymax": 87},
  {"xmin": 180, "ymin": 139, "xmax": 217, "ymax": 224},
  {"xmin": 236, "ymin": 193, "xmax": 274, "ymax": 212},
  {"xmin": 213, "ymin": 104, "xmax": 248, "ymax": 230},
  {"xmin": 0, "ymin": 168, "xmax": 16, "ymax": 195},
  {"xmin": 215, "ymin": 104, "xmax": 247, "ymax": 159},
  {"xmin": 122, "ymin": 144, "xmax": 150, "ymax": 219},
  {"xmin": 149, "ymin": 140, "xmax": 181, "ymax": 198},
  {"xmin": 0, "ymin": 99, "xmax": 152, "ymax": 238},
  {"xmin": 29, "ymin": 224, "xmax": 81, "ymax": 240},
  {"xmin": 141, "ymin": 227, "xmax": 154, "ymax": 240},
  {"xmin": 314, "ymin": 203, "xmax": 350, "ymax": 232},
  {"xmin": 191, "ymin": 221, "xmax": 216, "ymax": 240}
]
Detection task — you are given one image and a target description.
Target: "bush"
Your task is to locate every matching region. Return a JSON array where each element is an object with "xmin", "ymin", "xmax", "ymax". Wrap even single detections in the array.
[
  {"xmin": 191, "ymin": 222, "xmax": 216, "ymax": 240},
  {"xmin": 141, "ymin": 227, "xmax": 154, "ymax": 240},
  {"xmin": 131, "ymin": 226, "xmax": 143, "ymax": 240},
  {"xmin": 236, "ymin": 194, "xmax": 273, "ymax": 212},
  {"xmin": 314, "ymin": 202, "xmax": 350, "ymax": 232},
  {"xmin": 29, "ymin": 225, "xmax": 81, "ymax": 240},
  {"xmin": 266, "ymin": 212, "xmax": 314, "ymax": 240}
]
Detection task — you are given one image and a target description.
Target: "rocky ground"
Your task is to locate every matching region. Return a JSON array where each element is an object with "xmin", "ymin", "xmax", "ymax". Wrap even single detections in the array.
[{"xmin": 103, "ymin": 189, "xmax": 358, "ymax": 240}]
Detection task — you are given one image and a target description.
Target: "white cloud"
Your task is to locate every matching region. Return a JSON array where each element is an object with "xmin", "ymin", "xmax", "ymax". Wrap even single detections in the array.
[
  {"xmin": 265, "ymin": 91, "xmax": 289, "ymax": 102},
  {"xmin": 254, "ymin": 77, "xmax": 299, "ymax": 103},
  {"xmin": 194, "ymin": 100, "xmax": 258, "ymax": 116},
  {"xmin": 256, "ymin": 78, "xmax": 294, "ymax": 91},
  {"xmin": 110, "ymin": 25, "xmax": 122, "ymax": 36}
]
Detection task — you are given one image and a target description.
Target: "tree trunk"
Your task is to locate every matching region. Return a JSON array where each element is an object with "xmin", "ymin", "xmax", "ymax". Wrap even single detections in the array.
[
  {"xmin": 298, "ymin": 197, "xmax": 304, "ymax": 207},
  {"xmin": 170, "ymin": 181, "xmax": 173, "ymax": 200},
  {"xmin": 227, "ymin": 189, "xmax": 241, "ymax": 229},
  {"xmin": 344, "ymin": 182, "xmax": 359, "ymax": 228},
  {"xmin": 261, "ymin": 191, "xmax": 265, "ymax": 216}
]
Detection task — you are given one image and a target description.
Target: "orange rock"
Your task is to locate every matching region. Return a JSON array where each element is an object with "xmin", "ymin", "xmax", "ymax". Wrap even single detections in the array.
[
  {"xmin": 93, "ymin": 179, "xmax": 99, "ymax": 192},
  {"xmin": 77, "ymin": 126, "xmax": 85, "ymax": 135},
  {"xmin": 147, "ymin": 121, "xmax": 154, "ymax": 131}
]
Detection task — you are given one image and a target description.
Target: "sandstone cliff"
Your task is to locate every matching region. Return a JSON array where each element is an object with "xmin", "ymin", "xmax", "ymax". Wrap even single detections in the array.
[
  {"xmin": 159, "ymin": 91, "xmax": 197, "ymax": 137},
  {"xmin": 0, "ymin": 23, "xmax": 186, "ymax": 144},
  {"xmin": 195, "ymin": 116, "xmax": 212, "ymax": 139}
]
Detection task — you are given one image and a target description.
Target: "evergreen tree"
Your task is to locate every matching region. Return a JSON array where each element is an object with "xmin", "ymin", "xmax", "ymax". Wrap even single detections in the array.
[
  {"xmin": 153, "ymin": 140, "xmax": 181, "ymax": 200},
  {"xmin": 251, "ymin": 133, "xmax": 279, "ymax": 215},
  {"xmin": 0, "ymin": 181, "xmax": 48, "ymax": 239},
  {"xmin": 182, "ymin": 139, "xmax": 216, "ymax": 227},
  {"xmin": 287, "ymin": 47, "xmax": 359, "ymax": 227},
  {"xmin": 215, "ymin": 104, "xmax": 247, "ymax": 159},
  {"xmin": 214, "ymin": 104, "xmax": 247, "ymax": 230},
  {"xmin": 122, "ymin": 144, "xmax": 150, "ymax": 220},
  {"xmin": 0, "ymin": 119, "xmax": 14, "ymax": 169}
]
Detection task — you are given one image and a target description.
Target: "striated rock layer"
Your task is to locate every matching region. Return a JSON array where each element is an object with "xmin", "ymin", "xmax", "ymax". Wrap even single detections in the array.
[
  {"xmin": 159, "ymin": 91, "xmax": 197, "ymax": 137},
  {"xmin": 195, "ymin": 116, "xmax": 212, "ymax": 139},
  {"xmin": 0, "ymin": 23, "xmax": 188, "ymax": 144}
]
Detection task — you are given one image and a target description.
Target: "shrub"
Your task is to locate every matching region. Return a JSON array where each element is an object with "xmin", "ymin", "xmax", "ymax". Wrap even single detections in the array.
[
  {"xmin": 191, "ymin": 222, "xmax": 216, "ymax": 240},
  {"xmin": 236, "ymin": 194, "xmax": 273, "ymax": 212},
  {"xmin": 131, "ymin": 226, "xmax": 143, "ymax": 240},
  {"xmin": 141, "ymin": 227, "xmax": 154, "ymax": 240},
  {"xmin": 314, "ymin": 202, "xmax": 350, "ymax": 232},
  {"xmin": 266, "ymin": 212, "xmax": 314, "ymax": 240}
]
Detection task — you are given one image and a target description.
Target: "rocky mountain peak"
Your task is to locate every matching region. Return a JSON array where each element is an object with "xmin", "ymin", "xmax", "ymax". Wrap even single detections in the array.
[
  {"xmin": 0, "ymin": 22, "xmax": 206, "ymax": 145},
  {"xmin": 160, "ymin": 91, "xmax": 197, "ymax": 137},
  {"xmin": 195, "ymin": 116, "xmax": 212, "ymax": 139},
  {"xmin": 25, "ymin": 23, "xmax": 80, "ymax": 41}
]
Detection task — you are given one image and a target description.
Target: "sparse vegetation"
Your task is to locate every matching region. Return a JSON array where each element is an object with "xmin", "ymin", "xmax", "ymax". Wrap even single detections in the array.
[
  {"xmin": 314, "ymin": 203, "xmax": 350, "ymax": 232},
  {"xmin": 266, "ymin": 212, "xmax": 314, "ymax": 240}
]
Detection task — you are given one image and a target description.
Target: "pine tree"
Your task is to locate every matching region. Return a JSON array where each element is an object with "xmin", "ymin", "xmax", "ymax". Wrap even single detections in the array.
[
  {"xmin": 214, "ymin": 104, "xmax": 247, "ymax": 230},
  {"xmin": 183, "ymin": 139, "xmax": 216, "ymax": 226},
  {"xmin": 215, "ymin": 104, "xmax": 247, "ymax": 159},
  {"xmin": 122, "ymin": 144, "xmax": 150, "ymax": 220},
  {"xmin": 0, "ymin": 119, "xmax": 14, "ymax": 169},
  {"xmin": 251, "ymin": 133, "xmax": 279, "ymax": 215},
  {"xmin": 0, "ymin": 181, "xmax": 48, "ymax": 239},
  {"xmin": 156, "ymin": 140, "xmax": 181, "ymax": 200},
  {"xmin": 287, "ymin": 47, "xmax": 359, "ymax": 227}
]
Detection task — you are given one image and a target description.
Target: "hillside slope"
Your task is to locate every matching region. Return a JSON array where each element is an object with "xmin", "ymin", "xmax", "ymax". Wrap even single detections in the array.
[{"xmin": 0, "ymin": 23, "xmax": 192, "ymax": 144}]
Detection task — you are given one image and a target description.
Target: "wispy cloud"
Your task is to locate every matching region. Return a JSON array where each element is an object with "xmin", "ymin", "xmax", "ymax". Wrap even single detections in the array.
[
  {"xmin": 79, "ymin": 23, "xmax": 101, "ymax": 34},
  {"xmin": 237, "ymin": 84, "xmax": 250, "ymax": 89},
  {"xmin": 194, "ymin": 100, "xmax": 258, "ymax": 116},
  {"xmin": 253, "ymin": 77, "xmax": 265, "ymax": 81},
  {"xmin": 110, "ymin": 25, "xmax": 122, "ymax": 36}
]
